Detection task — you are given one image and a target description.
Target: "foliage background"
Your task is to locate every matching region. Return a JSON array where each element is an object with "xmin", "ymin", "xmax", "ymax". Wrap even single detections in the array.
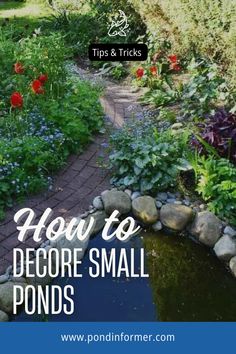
[{"xmin": 129, "ymin": 0, "xmax": 236, "ymax": 89}]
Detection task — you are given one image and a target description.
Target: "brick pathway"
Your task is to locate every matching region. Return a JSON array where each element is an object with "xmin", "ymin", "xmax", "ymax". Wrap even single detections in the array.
[
  {"xmin": 100, "ymin": 83, "xmax": 145, "ymax": 127},
  {"xmin": 0, "ymin": 69, "xmax": 144, "ymax": 275}
]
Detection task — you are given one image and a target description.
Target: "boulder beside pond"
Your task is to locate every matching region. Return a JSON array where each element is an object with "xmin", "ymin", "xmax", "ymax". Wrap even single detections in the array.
[
  {"xmin": 52, "ymin": 231, "xmax": 89, "ymax": 266},
  {"xmin": 160, "ymin": 204, "xmax": 194, "ymax": 231},
  {"xmin": 229, "ymin": 257, "xmax": 236, "ymax": 277},
  {"xmin": 0, "ymin": 281, "xmax": 26, "ymax": 314},
  {"xmin": 132, "ymin": 196, "xmax": 159, "ymax": 224},
  {"xmin": 0, "ymin": 309, "xmax": 9, "ymax": 322},
  {"xmin": 189, "ymin": 211, "xmax": 222, "ymax": 247},
  {"xmin": 213, "ymin": 235, "xmax": 236, "ymax": 261},
  {"xmin": 26, "ymin": 257, "xmax": 55, "ymax": 287},
  {"xmin": 102, "ymin": 190, "xmax": 131, "ymax": 215},
  {"xmin": 86, "ymin": 210, "xmax": 107, "ymax": 236}
]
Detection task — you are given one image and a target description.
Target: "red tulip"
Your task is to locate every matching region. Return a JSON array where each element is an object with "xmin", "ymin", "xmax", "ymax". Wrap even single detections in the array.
[
  {"xmin": 170, "ymin": 62, "xmax": 181, "ymax": 71},
  {"xmin": 150, "ymin": 66, "xmax": 158, "ymax": 76},
  {"xmin": 14, "ymin": 62, "xmax": 24, "ymax": 74},
  {"xmin": 38, "ymin": 74, "xmax": 48, "ymax": 84},
  {"xmin": 136, "ymin": 67, "xmax": 144, "ymax": 79},
  {"xmin": 31, "ymin": 79, "xmax": 45, "ymax": 94},
  {"xmin": 168, "ymin": 55, "xmax": 178, "ymax": 63},
  {"xmin": 10, "ymin": 92, "xmax": 23, "ymax": 108}
]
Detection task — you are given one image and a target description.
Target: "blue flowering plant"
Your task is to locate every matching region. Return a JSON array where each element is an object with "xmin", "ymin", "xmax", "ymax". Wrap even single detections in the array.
[{"xmin": 0, "ymin": 110, "xmax": 66, "ymax": 218}]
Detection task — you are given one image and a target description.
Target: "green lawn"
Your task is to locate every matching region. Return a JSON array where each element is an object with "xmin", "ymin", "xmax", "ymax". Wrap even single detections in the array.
[
  {"xmin": 0, "ymin": 1, "xmax": 53, "ymax": 35},
  {"xmin": 0, "ymin": 1, "xmax": 51, "ymax": 18}
]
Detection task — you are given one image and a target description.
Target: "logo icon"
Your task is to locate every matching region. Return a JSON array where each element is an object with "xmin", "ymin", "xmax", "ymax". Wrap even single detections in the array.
[{"xmin": 108, "ymin": 10, "xmax": 129, "ymax": 37}]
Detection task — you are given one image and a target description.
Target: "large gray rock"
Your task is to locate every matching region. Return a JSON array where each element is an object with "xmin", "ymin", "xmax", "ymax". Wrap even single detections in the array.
[
  {"xmin": 52, "ymin": 235, "xmax": 89, "ymax": 266},
  {"xmin": 229, "ymin": 257, "xmax": 236, "ymax": 277},
  {"xmin": 189, "ymin": 211, "xmax": 222, "ymax": 247},
  {"xmin": 10, "ymin": 277, "xmax": 27, "ymax": 284},
  {"xmin": 0, "ymin": 274, "xmax": 9, "ymax": 284},
  {"xmin": 160, "ymin": 204, "xmax": 193, "ymax": 231},
  {"xmin": 51, "ymin": 217, "xmax": 91, "ymax": 265},
  {"xmin": 102, "ymin": 190, "xmax": 131, "ymax": 215},
  {"xmin": 213, "ymin": 235, "xmax": 236, "ymax": 261},
  {"xmin": 26, "ymin": 257, "xmax": 56, "ymax": 287},
  {"xmin": 86, "ymin": 210, "xmax": 107, "ymax": 235},
  {"xmin": 0, "ymin": 310, "xmax": 9, "ymax": 322},
  {"xmin": 132, "ymin": 196, "xmax": 159, "ymax": 224},
  {"xmin": 224, "ymin": 226, "xmax": 236, "ymax": 237},
  {"xmin": 0, "ymin": 281, "xmax": 26, "ymax": 313},
  {"xmin": 156, "ymin": 192, "xmax": 168, "ymax": 202}
]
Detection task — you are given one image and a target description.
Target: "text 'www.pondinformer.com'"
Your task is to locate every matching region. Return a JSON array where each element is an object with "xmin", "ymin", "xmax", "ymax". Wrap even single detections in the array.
[{"xmin": 60, "ymin": 332, "xmax": 176, "ymax": 344}]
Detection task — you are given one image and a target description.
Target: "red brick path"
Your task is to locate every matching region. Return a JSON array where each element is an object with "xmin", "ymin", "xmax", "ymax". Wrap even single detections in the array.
[{"xmin": 0, "ymin": 74, "xmax": 144, "ymax": 275}]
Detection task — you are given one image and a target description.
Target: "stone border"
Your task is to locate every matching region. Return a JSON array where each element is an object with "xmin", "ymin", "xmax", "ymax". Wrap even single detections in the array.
[
  {"xmin": 0, "ymin": 188, "xmax": 236, "ymax": 322},
  {"xmin": 96, "ymin": 188, "xmax": 236, "ymax": 278},
  {"xmin": 66, "ymin": 65, "xmax": 236, "ymax": 277}
]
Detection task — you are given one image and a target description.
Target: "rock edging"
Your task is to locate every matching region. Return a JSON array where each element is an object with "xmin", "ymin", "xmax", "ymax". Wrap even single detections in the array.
[{"xmin": 98, "ymin": 189, "xmax": 236, "ymax": 278}]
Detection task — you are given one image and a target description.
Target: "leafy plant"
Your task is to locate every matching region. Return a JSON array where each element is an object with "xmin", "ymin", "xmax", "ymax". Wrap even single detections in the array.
[
  {"xmin": 158, "ymin": 107, "xmax": 176, "ymax": 124},
  {"xmin": 134, "ymin": 54, "xmax": 181, "ymax": 90},
  {"xmin": 41, "ymin": 79, "xmax": 103, "ymax": 152},
  {"xmin": 109, "ymin": 120, "xmax": 190, "ymax": 192},
  {"xmin": 192, "ymin": 155, "xmax": 236, "ymax": 225},
  {"xmin": 192, "ymin": 109, "xmax": 236, "ymax": 164},
  {"xmin": 97, "ymin": 62, "xmax": 127, "ymax": 80},
  {"xmin": 181, "ymin": 59, "xmax": 225, "ymax": 117},
  {"xmin": 142, "ymin": 28, "xmax": 171, "ymax": 62},
  {"xmin": 141, "ymin": 85, "xmax": 178, "ymax": 107}
]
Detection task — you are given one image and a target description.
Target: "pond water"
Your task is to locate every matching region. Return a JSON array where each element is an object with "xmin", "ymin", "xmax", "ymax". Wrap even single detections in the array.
[{"xmin": 15, "ymin": 231, "xmax": 236, "ymax": 322}]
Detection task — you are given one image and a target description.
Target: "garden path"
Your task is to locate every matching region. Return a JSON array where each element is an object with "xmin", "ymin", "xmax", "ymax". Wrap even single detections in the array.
[{"xmin": 0, "ymin": 67, "xmax": 145, "ymax": 275}]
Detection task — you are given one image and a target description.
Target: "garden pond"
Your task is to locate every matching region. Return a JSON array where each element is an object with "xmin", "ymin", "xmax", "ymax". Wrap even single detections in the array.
[{"xmin": 15, "ymin": 231, "xmax": 236, "ymax": 322}]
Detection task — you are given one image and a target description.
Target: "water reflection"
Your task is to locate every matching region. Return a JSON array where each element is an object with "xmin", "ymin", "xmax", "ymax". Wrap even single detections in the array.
[
  {"xmin": 144, "ymin": 231, "xmax": 236, "ymax": 321},
  {"xmin": 14, "ymin": 230, "xmax": 236, "ymax": 322}
]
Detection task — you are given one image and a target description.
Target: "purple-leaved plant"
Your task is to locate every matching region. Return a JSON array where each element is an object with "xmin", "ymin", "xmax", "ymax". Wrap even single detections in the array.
[{"xmin": 192, "ymin": 109, "xmax": 236, "ymax": 164}]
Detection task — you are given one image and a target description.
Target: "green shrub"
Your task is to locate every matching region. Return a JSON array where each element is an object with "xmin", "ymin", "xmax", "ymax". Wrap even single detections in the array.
[
  {"xmin": 181, "ymin": 59, "xmax": 225, "ymax": 117},
  {"xmin": 109, "ymin": 120, "xmax": 190, "ymax": 192},
  {"xmin": 88, "ymin": 0, "xmax": 146, "ymax": 42},
  {"xmin": 158, "ymin": 108, "xmax": 176, "ymax": 124},
  {"xmin": 192, "ymin": 156, "xmax": 236, "ymax": 225},
  {"xmin": 97, "ymin": 62, "xmax": 128, "ymax": 81},
  {"xmin": 0, "ymin": 28, "xmax": 69, "ymax": 114},
  {"xmin": 47, "ymin": 0, "xmax": 146, "ymax": 56},
  {"xmin": 141, "ymin": 86, "xmax": 177, "ymax": 108},
  {"xmin": 46, "ymin": 12, "xmax": 104, "ymax": 57},
  {"xmin": 130, "ymin": 0, "xmax": 236, "ymax": 89},
  {"xmin": 41, "ymin": 79, "xmax": 104, "ymax": 152},
  {"xmin": 15, "ymin": 33, "xmax": 68, "ymax": 92}
]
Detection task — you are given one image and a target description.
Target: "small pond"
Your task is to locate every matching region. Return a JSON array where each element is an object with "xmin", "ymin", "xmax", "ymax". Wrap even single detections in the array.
[{"xmin": 15, "ymin": 231, "xmax": 236, "ymax": 322}]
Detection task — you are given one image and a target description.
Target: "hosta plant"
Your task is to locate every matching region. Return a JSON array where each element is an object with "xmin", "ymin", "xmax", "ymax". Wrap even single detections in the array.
[{"xmin": 109, "ymin": 120, "xmax": 190, "ymax": 193}]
